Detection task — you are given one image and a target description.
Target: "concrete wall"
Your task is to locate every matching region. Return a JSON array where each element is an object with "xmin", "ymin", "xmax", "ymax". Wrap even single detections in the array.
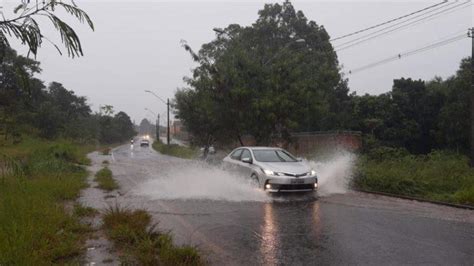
[{"xmin": 240, "ymin": 131, "xmax": 362, "ymax": 156}]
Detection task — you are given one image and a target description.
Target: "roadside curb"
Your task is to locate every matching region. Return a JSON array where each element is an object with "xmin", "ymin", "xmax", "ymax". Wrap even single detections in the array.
[{"xmin": 356, "ymin": 189, "xmax": 474, "ymax": 210}]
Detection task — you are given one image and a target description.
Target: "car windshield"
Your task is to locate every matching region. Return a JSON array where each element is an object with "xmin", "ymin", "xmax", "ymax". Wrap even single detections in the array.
[{"xmin": 252, "ymin": 149, "xmax": 297, "ymax": 162}]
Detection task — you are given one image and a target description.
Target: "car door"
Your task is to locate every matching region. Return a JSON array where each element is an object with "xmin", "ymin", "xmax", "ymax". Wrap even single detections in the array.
[
  {"xmin": 238, "ymin": 149, "xmax": 253, "ymax": 177},
  {"xmin": 224, "ymin": 148, "xmax": 243, "ymax": 173}
]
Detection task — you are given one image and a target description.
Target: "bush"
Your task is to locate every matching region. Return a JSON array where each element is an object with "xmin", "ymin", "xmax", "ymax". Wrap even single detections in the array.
[
  {"xmin": 152, "ymin": 140, "xmax": 198, "ymax": 159},
  {"xmin": 355, "ymin": 150, "xmax": 474, "ymax": 206},
  {"xmin": 0, "ymin": 139, "xmax": 91, "ymax": 264}
]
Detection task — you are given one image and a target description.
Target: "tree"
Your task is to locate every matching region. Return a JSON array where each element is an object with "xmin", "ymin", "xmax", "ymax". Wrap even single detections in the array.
[
  {"xmin": 0, "ymin": 1, "xmax": 94, "ymax": 61},
  {"xmin": 350, "ymin": 57, "xmax": 471, "ymax": 155},
  {"xmin": 178, "ymin": 0, "xmax": 344, "ymax": 145},
  {"xmin": 35, "ymin": 82, "xmax": 92, "ymax": 139},
  {"xmin": 436, "ymin": 58, "xmax": 470, "ymax": 153},
  {"xmin": 0, "ymin": 47, "xmax": 43, "ymax": 140}
]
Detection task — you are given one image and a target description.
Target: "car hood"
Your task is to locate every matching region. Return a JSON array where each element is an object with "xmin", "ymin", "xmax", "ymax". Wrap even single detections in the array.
[{"xmin": 256, "ymin": 161, "xmax": 311, "ymax": 174}]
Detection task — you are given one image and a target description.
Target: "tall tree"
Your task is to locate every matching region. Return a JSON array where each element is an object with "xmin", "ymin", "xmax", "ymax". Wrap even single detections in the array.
[{"xmin": 178, "ymin": 0, "xmax": 344, "ymax": 145}]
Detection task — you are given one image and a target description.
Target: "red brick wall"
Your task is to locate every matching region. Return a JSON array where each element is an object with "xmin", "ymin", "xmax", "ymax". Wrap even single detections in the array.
[{"xmin": 239, "ymin": 131, "xmax": 362, "ymax": 155}]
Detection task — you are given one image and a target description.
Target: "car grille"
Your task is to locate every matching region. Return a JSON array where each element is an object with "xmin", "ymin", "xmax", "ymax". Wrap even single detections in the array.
[
  {"xmin": 282, "ymin": 172, "xmax": 307, "ymax": 177},
  {"xmin": 272, "ymin": 184, "xmax": 314, "ymax": 191}
]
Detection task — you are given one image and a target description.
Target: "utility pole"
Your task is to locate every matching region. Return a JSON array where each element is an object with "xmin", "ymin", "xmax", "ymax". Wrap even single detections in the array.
[
  {"xmin": 167, "ymin": 98, "xmax": 170, "ymax": 145},
  {"xmin": 156, "ymin": 114, "xmax": 160, "ymax": 140},
  {"xmin": 144, "ymin": 90, "xmax": 170, "ymax": 145},
  {"xmin": 469, "ymin": 28, "xmax": 474, "ymax": 166}
]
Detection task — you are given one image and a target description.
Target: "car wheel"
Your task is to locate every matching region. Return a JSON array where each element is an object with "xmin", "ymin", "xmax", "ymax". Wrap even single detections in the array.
[{"xmin": 250, "ymin": 173, "xmax": 260, "ymax": 188}]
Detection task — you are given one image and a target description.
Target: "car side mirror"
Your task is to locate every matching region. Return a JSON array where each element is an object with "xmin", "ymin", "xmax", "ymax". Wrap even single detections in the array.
[{"xmin": 241, "ymin": 157, "xmax": 252, "ymax": 164}]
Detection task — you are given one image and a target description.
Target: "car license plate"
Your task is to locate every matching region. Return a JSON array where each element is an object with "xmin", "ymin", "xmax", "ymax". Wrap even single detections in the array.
[{"xmin": 291, "ymin": 179, "xmax": 305, "ymax": 184}]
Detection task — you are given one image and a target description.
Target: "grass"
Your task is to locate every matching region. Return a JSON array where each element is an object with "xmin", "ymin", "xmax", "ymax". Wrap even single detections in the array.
[
  {"xmin": 152, "ymin": 140, "xmax": 198, "ymax": 159},
  {"xmin": 94, "ymin": 167, "xmax": 119, "ymax": 191},
  {"xmin": 355, "ymin": 149, "xmax": 474, "ymax": 206},
  {"xmin": 0, "ymin": 138, "xmax": 93, "ymax": 264},
  {"xmin": 103, "ymin": 205, "xmax": 204, "ymax": 265},
  {"xmin": 73, "ymin": 203, "xmax": 98, "ymax": 218}
]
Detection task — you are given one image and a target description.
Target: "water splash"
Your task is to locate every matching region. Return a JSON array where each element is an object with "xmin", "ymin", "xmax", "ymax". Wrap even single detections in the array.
[
  {"xmin": 134, "ymin": 151, "xmax": 356, "ymax": 202},
  {"xmin": 134, "ymin": 162, "xmax": 271, "ymax": 202},
  {"xmin": 307, "ymin": 150, "xmax": 357, "ymax": 196}
]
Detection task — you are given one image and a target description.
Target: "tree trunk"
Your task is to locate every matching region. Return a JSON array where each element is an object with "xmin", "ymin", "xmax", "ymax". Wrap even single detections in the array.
[{"xmin": 237, "ymin": 134, "xmax": 244, "ymax": 146}]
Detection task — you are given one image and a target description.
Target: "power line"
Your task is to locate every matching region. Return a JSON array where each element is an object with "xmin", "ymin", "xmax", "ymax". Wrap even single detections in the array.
[
  {"xmin": 347, "ymin": 32, "xmax": 468, "ymax": 75},
  {"xmin": 335, "ymin": 0, "xmax": 472, "ymax": 52},
  {"xmin": 330, "ymin": 0, "xmax": 449, "ymax": 41}
]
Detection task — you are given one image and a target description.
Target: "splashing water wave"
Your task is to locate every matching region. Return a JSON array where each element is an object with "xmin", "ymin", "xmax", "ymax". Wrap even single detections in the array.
[{"xmin": 134, "ymin": 151, "xmax": 356, "ymax": 202}]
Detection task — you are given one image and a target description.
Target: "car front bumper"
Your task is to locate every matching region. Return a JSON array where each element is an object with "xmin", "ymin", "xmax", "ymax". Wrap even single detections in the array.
[{"xmin": 264, "ymin": 177, "xmax": 318, "ymax": 192}]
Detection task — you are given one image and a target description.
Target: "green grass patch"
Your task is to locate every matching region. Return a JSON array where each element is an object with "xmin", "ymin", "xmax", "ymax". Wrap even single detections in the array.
[
  {"xmin": 355, "ymin": 148, "xmax": 474, "ymax": 206},
  {"xmin": 94, "ymin": 167, "xmax": 119, "ymax": 191},
  {"xmin": 73, "ymin": 203, "xmax": 98, "ymax": 218},
  {"xmin": 152, "ymin": 140, "xmax": 198, "ymax": 159},
  {"xmin": 0, "ymin": 138, "xmax": 92, "ymax": 264},
  {"xmin": 103, "ymin": 205, "xmax": 204, "ymax": 265}
]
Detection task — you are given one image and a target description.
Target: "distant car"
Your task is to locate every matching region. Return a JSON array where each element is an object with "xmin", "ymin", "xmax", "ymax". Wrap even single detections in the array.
[
  {"xmin": 140, "ymin": 139, "xmax": 150, "ymax": 147},
  {"xmin": 223, "ymin": 147, "xmax": 318, "ymax": 192}
]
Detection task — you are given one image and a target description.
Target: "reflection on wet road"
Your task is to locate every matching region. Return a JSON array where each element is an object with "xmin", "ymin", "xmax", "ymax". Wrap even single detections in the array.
[{"xmin": 96, "ymin": 143, "xmax": 474, "ymax": 265}]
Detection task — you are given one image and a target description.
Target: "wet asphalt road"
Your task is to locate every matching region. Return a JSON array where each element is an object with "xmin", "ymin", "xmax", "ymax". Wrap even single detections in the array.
[{"xmin": 95, "ymin": 143, "xmax": 474, "ymax": 265}]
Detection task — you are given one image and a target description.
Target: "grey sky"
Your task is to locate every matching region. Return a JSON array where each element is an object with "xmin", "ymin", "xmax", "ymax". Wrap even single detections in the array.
[{"xmin": 3, "ymin": 0, "xmax": 472, "ymax": 123}]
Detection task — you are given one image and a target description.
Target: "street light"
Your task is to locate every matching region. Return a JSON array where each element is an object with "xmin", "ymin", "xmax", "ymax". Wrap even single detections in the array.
[
  {"xmin": 145, "ymin": 90, "xmax": 170, "ymax": 145},
  {"xmin": 145, "ymin": 108, "xmax": 159, "ymax": 140}
]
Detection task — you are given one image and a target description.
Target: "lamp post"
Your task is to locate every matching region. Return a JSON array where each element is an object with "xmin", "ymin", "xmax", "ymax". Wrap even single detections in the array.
[{"xmin": 145, "ymin": 90, "xmax": 170, "ymax": 145}]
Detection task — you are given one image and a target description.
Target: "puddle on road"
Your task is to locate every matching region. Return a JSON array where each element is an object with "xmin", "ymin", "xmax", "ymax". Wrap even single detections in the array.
[{"xmin": 133, "ymin": 151, "xmax": 356, "ymax": 202}]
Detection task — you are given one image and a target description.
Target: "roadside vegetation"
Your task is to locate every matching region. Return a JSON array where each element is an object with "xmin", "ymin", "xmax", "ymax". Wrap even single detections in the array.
[
  {"xmin": 103, "ymin": 205, "xmax": 204, "ymax": 265},
  {"xmin": 94, "ymin": 167, "xmax": 119, "ymax": 191},
  {"xmin": 355, "ymin": 147, "xmax": 474, "ymax": 206},
  {"xmin": 74, "ymin": 203, "xmax": 99, "ymax": 218},
  {"xmin": 152, "ymin": 139, "xmax": 198, "ymax": 159},
  {"xmin": 0, "ymin": 15, "xmax": 136, "ymax": 263},
  {"xmin": 0, "ymin": 139, "xmax": 94, "ymax": 264}
]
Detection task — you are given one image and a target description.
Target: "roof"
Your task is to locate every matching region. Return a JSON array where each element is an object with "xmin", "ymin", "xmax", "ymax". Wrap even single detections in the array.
[{"xmin": 237, "ymin": 146, "xmax": 283, "ymax": 150}]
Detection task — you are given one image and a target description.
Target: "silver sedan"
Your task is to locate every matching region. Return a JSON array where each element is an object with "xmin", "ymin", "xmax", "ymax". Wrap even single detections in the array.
[{"xmin": 223, "ymin": 147, "xmax": 318, "ymax": 192}]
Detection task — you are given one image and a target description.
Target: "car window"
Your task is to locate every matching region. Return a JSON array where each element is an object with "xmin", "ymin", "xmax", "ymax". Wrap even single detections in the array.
[
  {"xmin": 241, "ymin": 149, "xmax": 251, "ymax": 160},
  {"xmin": 253, "ymin": 149, "xmax": 297, "ymax": 162},
  {"xmin": 230, "ymin": 149, "xmax": 243, "ymax": 160}
]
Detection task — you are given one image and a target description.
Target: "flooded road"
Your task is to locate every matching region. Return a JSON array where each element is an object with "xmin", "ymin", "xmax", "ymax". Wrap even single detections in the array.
[{"xmin": 87, "ymin": 143, "xmax": 474, "ymax": 265}]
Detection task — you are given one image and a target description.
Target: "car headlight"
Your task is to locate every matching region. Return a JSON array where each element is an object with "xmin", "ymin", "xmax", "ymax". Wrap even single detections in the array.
[
  {"xmin": 263, "ymin": 169, "xmax": 274, "ymax": 175},
  {"xmin": 310, "ymin": 170, "xmax": 316, "ymax": 176}
]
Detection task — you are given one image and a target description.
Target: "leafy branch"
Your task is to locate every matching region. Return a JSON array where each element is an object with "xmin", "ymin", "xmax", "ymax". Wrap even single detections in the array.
[{"xmin": 0, "ymin": 1, "xmax": 94, "ymax": 59}]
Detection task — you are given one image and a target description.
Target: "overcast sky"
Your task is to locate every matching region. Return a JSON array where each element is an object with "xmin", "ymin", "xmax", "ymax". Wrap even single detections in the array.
[{"xmin": 3, "ymin": 0, "xmax": 472, "ymax": 123}]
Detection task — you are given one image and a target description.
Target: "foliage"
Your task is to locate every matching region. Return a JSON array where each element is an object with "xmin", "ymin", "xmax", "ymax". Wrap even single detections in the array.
[
  {"xmin": 351, "ymin": 58, "xmax": 471, "ymax": 154},
  {"xmin": 0, "ymin": 0, "xmax": 94, "ymax": 60},
  {"xmin": 355, "ymin": 150, "xmax": 474, "ymax": 206},
  {"xmin": 0, "ymin": 138, "xmax": 92, "ymax": 264},
  {"xmin": 103, "ymin": 204, "xmax": 204, "ymax": 265},
  {"xmin": 177, "ymin": 1, "xmax": 346, "ymax": 146},
  {"xmin": 94, "ymin": 167, "xmax": 119, "ymax": 191},
  {"xmin": 152, "ymin": 139, "xmax": 198, "ymax": 159},
  {"xmin": 0, "ymin": 47, "xmax": 136, "ymax": 145}
]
